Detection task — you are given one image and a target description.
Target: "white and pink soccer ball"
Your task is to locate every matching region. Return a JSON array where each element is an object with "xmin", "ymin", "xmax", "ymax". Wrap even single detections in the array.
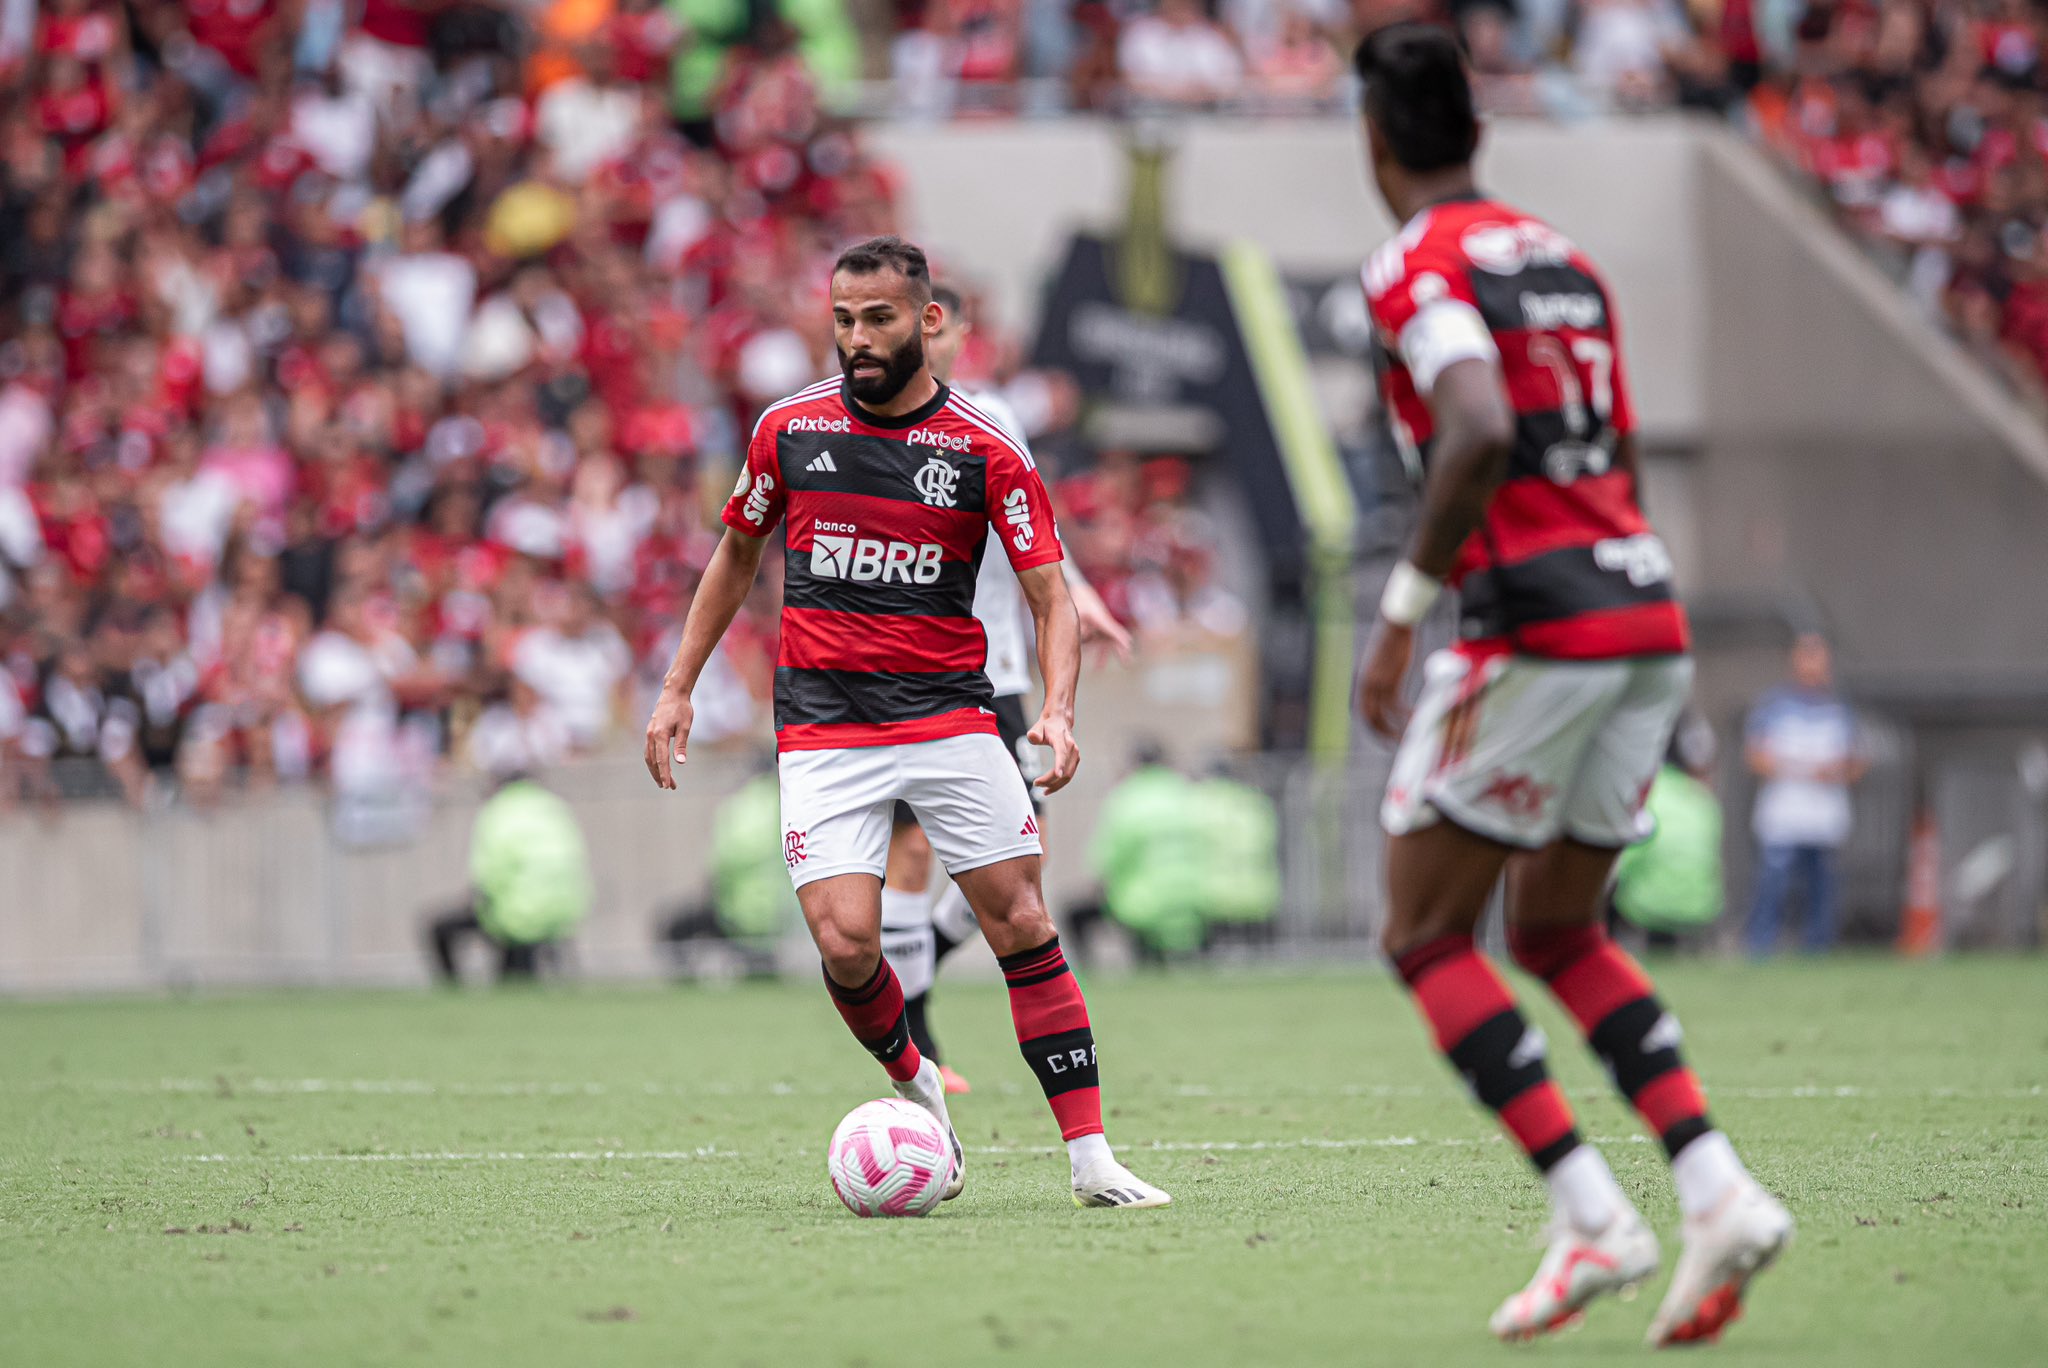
[{"xmin": 827, "ymin": 1098, "xmax": 953, "ymax": 1217}]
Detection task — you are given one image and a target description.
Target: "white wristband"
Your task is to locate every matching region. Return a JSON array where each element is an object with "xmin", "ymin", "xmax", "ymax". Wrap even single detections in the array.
[{"xmin": 1379, "ymin": 561, "xmax": 1441, "ymax": 627}]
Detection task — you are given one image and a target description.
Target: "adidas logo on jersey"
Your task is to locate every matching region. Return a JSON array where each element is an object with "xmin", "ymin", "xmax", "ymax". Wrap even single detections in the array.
[
  {"xmin": 1021, "ymin": 815, "xmax": 1040, "ymax": 838},
  {"xmin": 806, "ymin": 451, "xmax": 838, "ymax": 473}
]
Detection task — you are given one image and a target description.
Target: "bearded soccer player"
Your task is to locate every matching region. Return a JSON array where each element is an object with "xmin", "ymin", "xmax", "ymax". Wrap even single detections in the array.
[
  {"xmin": 644, "ymin": 236, "xmax": 1170, "ymax": 1210},
  {"xmin": 1352, "ymin": 25, "xmax": 1790, "ymax": 1345},
  {"xmin": 877, "ymin": 284, "xmax": 1134, "ymax": 1095}
]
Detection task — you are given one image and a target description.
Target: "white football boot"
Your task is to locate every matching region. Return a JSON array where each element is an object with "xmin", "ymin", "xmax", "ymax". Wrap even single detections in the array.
[
  {"xmin": 891, "ymin": 1058, "xmax": 965, "ymax": 1201},
  {"xmin": 1071, "ymin": 1157, "xmax": 1173, "ymax": 1209},
  {"xmin": 1489, "ymin": 1209, "xmax": 1661, "ymax": 1342},
  {"xmin": 1647, "ymin": 1180, "xmax": 1794, "ymax": 1347}
]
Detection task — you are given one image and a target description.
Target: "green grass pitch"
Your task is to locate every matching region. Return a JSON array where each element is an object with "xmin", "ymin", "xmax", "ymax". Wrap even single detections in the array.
[{"xmin": 2, "ymin": 957, "xmax": 2043, "ymax": 1366}]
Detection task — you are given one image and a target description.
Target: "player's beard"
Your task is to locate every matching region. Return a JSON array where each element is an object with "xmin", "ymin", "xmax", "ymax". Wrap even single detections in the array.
[{"xmin": 839, "ymin": 328, "xmax": 926, "ymax": 407}]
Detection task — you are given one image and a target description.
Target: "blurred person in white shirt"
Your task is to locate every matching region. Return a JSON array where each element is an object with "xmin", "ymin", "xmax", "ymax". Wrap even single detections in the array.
[
  {"xmin": 1571, "ymin": 0, "xmax": 1686, "ymax": 103},
  {"xmin": 1119, "ymin": 0, "xmax": 1246, "ymax": 106},
  {"xmin": 512, "ymin": 580, "xmax": 631, "ymax": 751},
  {"xmin": 1744, "ymin": 634, "xmax": 1868, "ymax": 955}
]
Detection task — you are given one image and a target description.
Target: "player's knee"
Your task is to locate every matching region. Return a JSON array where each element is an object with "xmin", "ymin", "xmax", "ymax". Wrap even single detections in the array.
[
  {"xmin": 1380, "ymin": 910, "xmax": 1467, "ymax": 964},
  {"xmin": 814, "ymin": 921, "xmax": 879, "ymax": 983},
  {"xmin": 979, "ymin": 891, "xmax": 1055, "ymax": 953}
]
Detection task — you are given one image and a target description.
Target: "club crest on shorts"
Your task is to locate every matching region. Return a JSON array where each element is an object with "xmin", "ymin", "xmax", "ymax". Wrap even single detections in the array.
[
  {"xmin": 913, "ymin": 456, "xmax": 960, "ymax": 507},
  {"xmin": 784, "ymin": 829, "xmax": 808, "ymax": 866}
]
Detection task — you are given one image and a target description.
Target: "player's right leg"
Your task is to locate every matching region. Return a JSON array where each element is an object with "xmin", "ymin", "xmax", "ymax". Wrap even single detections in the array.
[
  {"xmin": 1380, "ymin": 651, "xmax": 1657, "ymax": 1339},
  {"xmin": 879, "ymin": 807, "xmax": 945, "ymax": 1065},
  {"xmin": 781, "ymin": 747, "xmax": 964, "ymax": 1198}
]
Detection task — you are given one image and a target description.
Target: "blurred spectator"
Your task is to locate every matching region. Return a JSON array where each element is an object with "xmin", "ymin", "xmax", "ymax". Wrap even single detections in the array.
[
  {"xmin": 1070, "ymin": 744, "xmax": 1209, "ymax": 963},
  {"xmin": 1744, "ymin": 634, "xmax": 1869, "ymax": 956},
  {"xmin": 658, "ymin": 758, "xmax": 796, "ymax": 978},
  {"xmin": 511, "ymin": 580, "xmax": 632, "ymax": 751},
  {"xmin": 427, "ymin": 770, "xmax": 593, "ymax": 983},
  {"xmin": 1119, "ymin": 0, "xmax": 1246, "ymax": 107},
  {"xmin": 1189, "ymin": 757, "xmax": 1281, "ymax": 950},
  {"xmin": 1571, "ymin": 0, "xmax": 1687, "ymax": 106},
  {"xmin": 1612, "ymin": 711, "xmax": 1725, "ymax": 941}
]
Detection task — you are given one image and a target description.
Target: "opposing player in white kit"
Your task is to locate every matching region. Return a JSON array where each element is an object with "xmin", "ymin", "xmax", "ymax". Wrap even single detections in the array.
[
  {"xmin": 645, "ymin": 236, "xmax": 1169, "ymax": 1209},
  {"xmin": 878, "ymin": 284, "xmax": 1133, "ymax": 1095}
]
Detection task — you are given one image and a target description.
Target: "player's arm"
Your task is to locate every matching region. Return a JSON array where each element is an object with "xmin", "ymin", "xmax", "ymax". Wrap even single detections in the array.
[
  {"xmin": 1359, "ymin": 344, "xmax": 1515, "ymax": 739},
  {"xmin": 1016, "ymin": 561, "xmax": 1081, "ymax": 795},
  {"xmin": 643, "ymin": 526, "xmax": 769, "ymax": 789}
]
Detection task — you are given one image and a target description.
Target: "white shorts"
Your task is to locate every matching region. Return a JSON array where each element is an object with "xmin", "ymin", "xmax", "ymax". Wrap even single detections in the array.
[
  {"xmin": 1382, "ymin": 651, "xmax": 1693, "ymax": 850},
  {"xmin": 779, "ymin": 732, "xmax": 1043, "ymax": 890}
]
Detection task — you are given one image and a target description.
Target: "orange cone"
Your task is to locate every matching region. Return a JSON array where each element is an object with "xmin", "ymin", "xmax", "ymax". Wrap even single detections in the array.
[{"xmin": 1897, "ymin": 810, "xmax": 1943, "ymax": 956}]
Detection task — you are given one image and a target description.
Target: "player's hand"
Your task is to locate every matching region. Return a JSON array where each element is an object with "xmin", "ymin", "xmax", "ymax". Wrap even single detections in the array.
[
  {"xmin": 1027, "ymin": 711, "xmax": 1080, "ymax": 795},
  {"xmin": 1358, "ymin": 620, "xmax": 1415, "ymax": 740},
  {"xmin": 1074, "ymin": 592, "xmax": 1133, "ymax": 664},
  {"xmin": 644, "ymin": 688, "xmax": 694, "ymax": 790}
]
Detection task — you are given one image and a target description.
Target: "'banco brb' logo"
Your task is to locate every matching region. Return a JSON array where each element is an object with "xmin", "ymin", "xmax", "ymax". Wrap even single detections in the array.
[{"xmin": 913, "ymin": 457, "xmax": 959, "ymax": 508}]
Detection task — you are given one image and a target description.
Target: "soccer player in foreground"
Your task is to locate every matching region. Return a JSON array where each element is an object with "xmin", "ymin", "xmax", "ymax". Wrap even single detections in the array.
[
  {"xmin": 878, "ymin": 284, "xmax": 1134, "ymax": 1096},
  {"xmin": 644, "ymin": 236, "xmax": 1170, "ymax": 1210},
  {"xmin": 1352, "ymin": 25, "xmax": 1791, "ymax": 1345}
]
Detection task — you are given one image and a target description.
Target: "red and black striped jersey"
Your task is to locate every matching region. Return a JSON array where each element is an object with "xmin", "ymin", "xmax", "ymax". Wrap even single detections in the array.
[
  {"xmin": 721, "ymin": 377, "xmax": 1064, "ymax": 752},
  {"xmin": 1363, "ymin": 195, "xmax": 1689, "ymax": 661}
]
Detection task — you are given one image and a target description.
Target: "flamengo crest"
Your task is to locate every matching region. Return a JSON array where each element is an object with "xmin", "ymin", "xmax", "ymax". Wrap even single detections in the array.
[{"xmin": 914, "ymin": 456, "xmax": 959, "ymax": 507}]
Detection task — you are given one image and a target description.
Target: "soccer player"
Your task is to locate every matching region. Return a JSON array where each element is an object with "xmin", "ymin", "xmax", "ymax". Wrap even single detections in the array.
[
  {"xmin": 1351, "ymin": 25, "xmax": 1791, "ymax": 1345},
  {"xmin": 878, "ymin": 284, "xmax": 1134, "ymax": 1095},
  {"xmin": 644, "ymin": 236, "xmax": 1170, "ymax": 1210}
]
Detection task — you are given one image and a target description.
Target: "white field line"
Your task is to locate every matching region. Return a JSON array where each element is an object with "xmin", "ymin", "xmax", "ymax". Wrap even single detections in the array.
[
  {"xmin": 159, "ymin": 1135, "xmax": 1651, "ymax": 1164},
  {"xmin": 17, "ymin": 1077, "xmax": 2044, "ymax": 1101},
  {"xmin": 182, "ymin": 1148, "xmax": 736, "ymax": 1163}
]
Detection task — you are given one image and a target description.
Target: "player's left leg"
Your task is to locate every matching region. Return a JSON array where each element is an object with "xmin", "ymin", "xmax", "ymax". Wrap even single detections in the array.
[
  {"xmin": 1509, "ymin": 657, "xmax": 1791, "ymax": 1346},
  {"xmin": 949, "ymin": 854, "xmax": 1169, "ymax": 1209},
  {"xmin": 909, "ymin": 732, "xmax": 1169, "ymax": 1209}
]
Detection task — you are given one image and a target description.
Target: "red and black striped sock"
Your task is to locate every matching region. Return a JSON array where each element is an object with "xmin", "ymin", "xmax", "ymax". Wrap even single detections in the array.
[
  {"xmin": 1509, "ymin": 924, "xmax": 1713, "ymax": 1159},
  {"xmin": 1395, "ymin": 935, "xmax": 1582, "ymax": 1172},
  {"xmin": 998, "ymin": 936, "xmax": 1102, "ymax": 1139},
  {"xmin": 823, "ymin": 958, "xmax": 923, "ymax": 1083}
]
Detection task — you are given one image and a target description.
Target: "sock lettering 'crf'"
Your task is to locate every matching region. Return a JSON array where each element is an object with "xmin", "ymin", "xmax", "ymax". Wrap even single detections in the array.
[
  {"xmin": 1510, "ymin": 924, "xmax": 1712, "ymax": 1158},
  {"xmin": 823, "ymin": 959, "xmax": 923, "ymax": 1083},
  {"xmin": 1395, "ymin": 934, "xmax": 1582, "ymax": 1172},
  {"xmin": 998, "ymin": 936, "xmax": 1103, "ymax": 1139}
]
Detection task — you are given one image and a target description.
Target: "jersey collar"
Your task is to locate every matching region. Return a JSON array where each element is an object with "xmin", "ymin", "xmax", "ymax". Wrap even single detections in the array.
[{"xmin": 841, "ymin": 378, "xmax": 951, "ymax": 430}]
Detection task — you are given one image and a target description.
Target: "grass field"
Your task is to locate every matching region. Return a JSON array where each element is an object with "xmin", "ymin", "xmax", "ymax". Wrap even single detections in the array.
[{"xmin": 2, "ymin": 957, "xmax": 2043, "ymax": 1367}]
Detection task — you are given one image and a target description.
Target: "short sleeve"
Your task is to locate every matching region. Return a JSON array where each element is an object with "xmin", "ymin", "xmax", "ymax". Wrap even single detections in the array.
[
  {"xmin": 1364, "ymin": 239, "xmax": 1499, "ymax": 394},
  {"xmin": 982, "ymin": 435, "xmax": 1063, "ymax": 573},
  {"xmin": 720, "ymin": 416, "xmax": 785, "ymax": 535},
  {"xmin": 1363, "ymin": 237, "xmax": 1481, "ymax": 347}
]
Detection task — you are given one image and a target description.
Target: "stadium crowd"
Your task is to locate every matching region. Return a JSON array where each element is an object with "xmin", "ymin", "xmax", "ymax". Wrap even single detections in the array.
[
  {"xmin": 0, "ymin": 1, "xmax": 1252, "ymax": 809},
  {"xmin": 1, "ymin": 0, "xmax": 2039, "ymax": 810}
]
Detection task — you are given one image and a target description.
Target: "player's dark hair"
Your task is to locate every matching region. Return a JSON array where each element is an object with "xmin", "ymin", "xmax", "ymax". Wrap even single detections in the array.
[
  {"xmin": 1353, "ymin": 23, "xmax": 1479, "ymax": 173},
  {"xmin": 834, "ymin": 235, "xmax": 933, "ymax": 305},
  {"xmin": 931, "ymin": 282, "xmax": 964, "ymax": 317}
]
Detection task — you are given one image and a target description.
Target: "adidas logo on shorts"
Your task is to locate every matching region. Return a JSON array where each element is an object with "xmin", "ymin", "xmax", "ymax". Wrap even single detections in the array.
[{"xmin": 806, "ymin": 451, "xmax": 839, "ymax": 473}]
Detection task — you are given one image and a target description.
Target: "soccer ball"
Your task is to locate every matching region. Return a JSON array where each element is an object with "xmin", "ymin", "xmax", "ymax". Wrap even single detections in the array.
[{"xmin": 826, "ymin": 1098, "xmax": 953, "ymax": 1217}]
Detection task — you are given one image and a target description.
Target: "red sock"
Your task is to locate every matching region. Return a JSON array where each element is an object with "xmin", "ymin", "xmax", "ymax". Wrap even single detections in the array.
[
  {"xmin": 998, "ymin": 937, "xmax": 1102, "ymax": 1140},
  {"xmin": 1510, "ymin": 924, "xmax": 1713, "ymax": 1158},
  {"xmin": 1394, "ymin": 935, "xmax": 1581, "ymax": 1172},
  {"xmin": 823, "ymin": 959, "xmax": 923, "ymax": 1083}
]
